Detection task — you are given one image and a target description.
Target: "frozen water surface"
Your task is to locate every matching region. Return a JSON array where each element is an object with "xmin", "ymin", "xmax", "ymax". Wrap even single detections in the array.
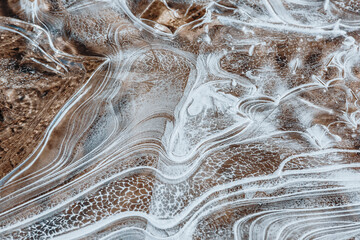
[{"xmin": 0, "ymin": 0, "xmax": 360, "ymax": 239}]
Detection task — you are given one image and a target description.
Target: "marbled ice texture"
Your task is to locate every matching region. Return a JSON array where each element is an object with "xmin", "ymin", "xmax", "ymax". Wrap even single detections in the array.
[{"xmin": 1, "ymin": 0, "xmax": 360, "ymax": 239}]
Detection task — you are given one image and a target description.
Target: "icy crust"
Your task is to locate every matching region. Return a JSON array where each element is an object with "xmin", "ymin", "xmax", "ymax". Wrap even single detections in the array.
[{"xmin": 1, "ymin": 0, "xmax": 360, "ymax": 239}]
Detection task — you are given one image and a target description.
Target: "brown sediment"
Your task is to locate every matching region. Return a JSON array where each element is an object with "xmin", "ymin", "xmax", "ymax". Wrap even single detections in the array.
[
  {"xmin": 0, "ymin": 30, "xmax": 103, "ymax": 179},
  {"xmin": 331, "ymin": 0, "xmax": 360, "ymax": 13},
  {"xmin": 0, "ymin": 0, "xmax": 22, "ymax": 18},
  {"xmin": 140, "ymin": 0, "xmax": 206, "ymax": 34}
]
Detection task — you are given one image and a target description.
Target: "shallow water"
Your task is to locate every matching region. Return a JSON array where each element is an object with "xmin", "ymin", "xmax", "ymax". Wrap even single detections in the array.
[{"xmin": 1, "ymin": 0, "xmax": 360, "ymax": 239}]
